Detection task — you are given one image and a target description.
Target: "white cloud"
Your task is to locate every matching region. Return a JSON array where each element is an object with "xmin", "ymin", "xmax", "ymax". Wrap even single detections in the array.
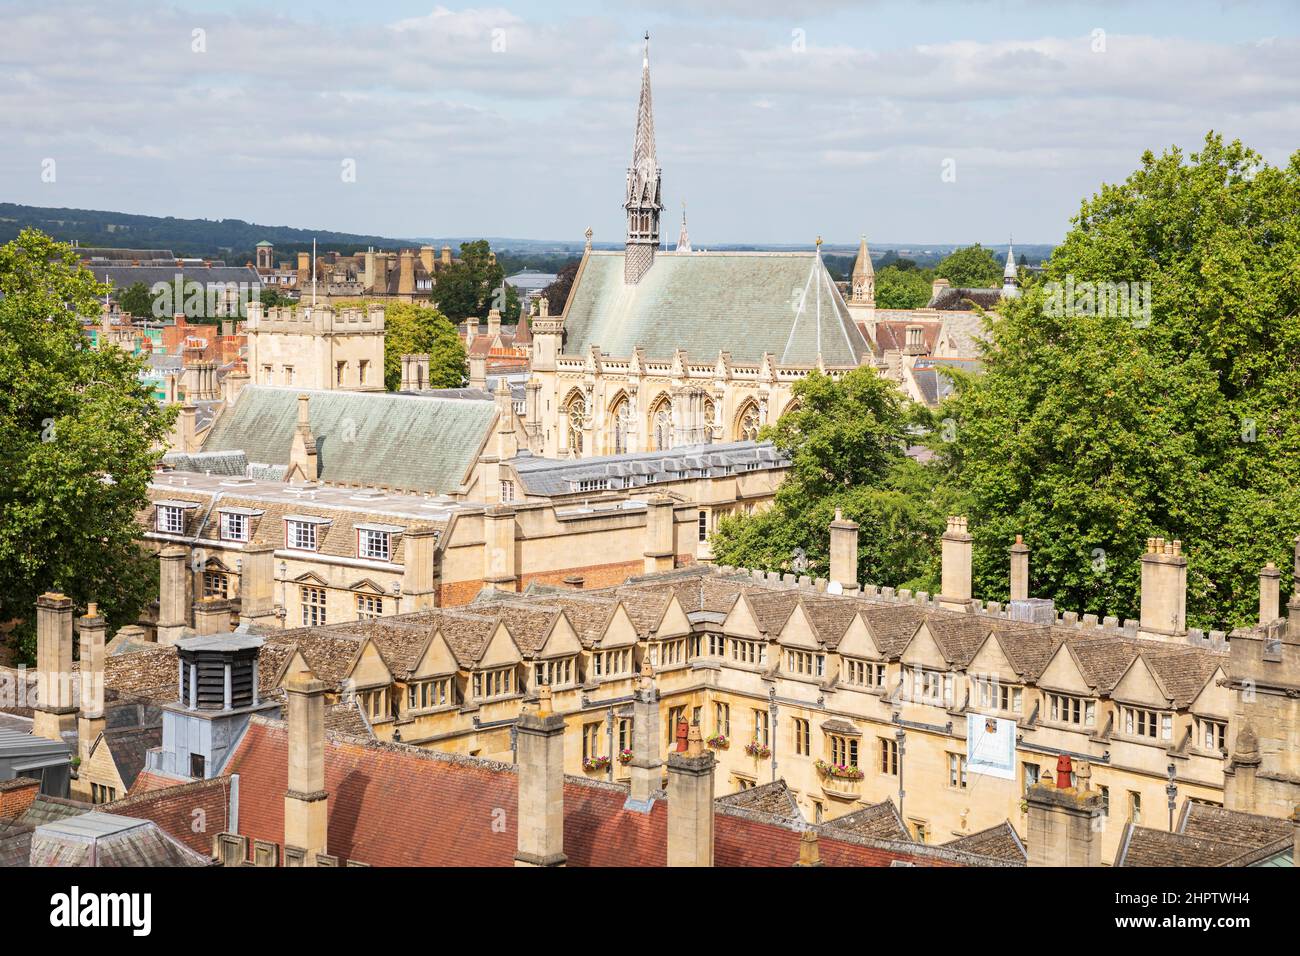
[{"xmin": 0, "ymin": 2, "xmax": 1295, "ymax": 244}]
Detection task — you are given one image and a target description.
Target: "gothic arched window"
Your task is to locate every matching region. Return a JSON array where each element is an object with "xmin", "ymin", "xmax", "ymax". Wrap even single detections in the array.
[
  {"xmin": 610, "ymin": 396, "xmax": 631, "ymax": 454},
  {"xmin": 649, "ymin": 395, "xmax": 673, "ymax": 451},
  {"xmin": 736, "ymin": 401, "xmax": 761, "ymax": 442},
  {"xmin": 564, "ymin": 392, "xmax": 586, "ymax": 456},
  {"xmin": 702, "ymin": 398, "xmax": 716, "ymax": 445}
]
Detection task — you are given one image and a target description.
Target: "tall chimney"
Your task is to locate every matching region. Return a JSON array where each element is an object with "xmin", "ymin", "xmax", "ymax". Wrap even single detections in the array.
[
  {"xmin": 666, "ymin": 720, "xmax": 715, "ymax": 867},
  {"xmin": 939, "ymin": 515, "xmax": 973, "ymax": 611},
  {"xmin": 625, "ymin": 660, "xmax": 662, "ymax": 810},
  {"xmin": 238, "ymin": 543, "xmax": 277, "ymax": 627},
  {"xmin": 284, "ymin": 674, "xmax": 329, "ymax": 863},
  {"xmin": 1025, "ymin": 761, "xmax": 1103, "ymax": 867},
  {"xmin": 157, "ymin": 546, "xmax": 190, "ymax": 645},
  {"xmin": 75, "ymin": 603, "xmax": 108, "ymax": 784},
  {"xmin": 419, "ymin": 245, "xmax": 435, "ymax": 274},
  {"xmin": 288, "ymin": 394, "xmax": 318, "ymax": 483},
  {"xmin": 401, "ymin": 525, "xmax": 440, "ymax": 611},
  {"xmin": 1009, "ymin": 534, "xmax": 1030, "ymax": 601},
  {"xmin": 1260, "ymin": 562, "xmax": 1281, "ymax": 626},
  {"xmin": 487, "ymin": 308, "xmax": 501, "ymax": 340},
  {"xmin": 828, "ymin": 509, "xmax": 860, "ymax": 592},
  {"xmin": 482, "ymin": 505, "xmax": 517, "ymax": 593},
  {"xmin": 33, "ymin": 593, "xmax": 76, "ymax": 741},
  {"xmin": 514, "ymin": 686, "xmax": 567, "ymax": 867},
  {"xmin": 644, "ymin": 496, "xmax": 676, "ymax": 575},
  {"xmin": 1139, "ymin": 537, "xmax": 1187, "ymax": 640},
  {"xmin": 468, "ymin": 354, "xmax": 487, "ymax": 390},
  {"xmin": 398, "ymin": 250, "xmax": 415, "ymax": 297},
  {"xmin": 441, "ymin": 245, "xmax": 452, "ymax": 266}
]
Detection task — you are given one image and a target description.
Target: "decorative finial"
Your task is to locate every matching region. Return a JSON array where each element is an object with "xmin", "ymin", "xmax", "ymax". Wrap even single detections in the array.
[{"xmin": 815, "ymin": 235, "xmax": 823, "ymax": 248}]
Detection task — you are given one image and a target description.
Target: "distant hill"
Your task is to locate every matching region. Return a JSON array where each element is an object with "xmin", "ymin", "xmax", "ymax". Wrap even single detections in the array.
[
  {"xmin": 0, "ymin": 202, "xmax": 419, "ymax": 263},
  {"xmin": 0, "ymin": 201, "xmax": 1056, "ymax": 270}
]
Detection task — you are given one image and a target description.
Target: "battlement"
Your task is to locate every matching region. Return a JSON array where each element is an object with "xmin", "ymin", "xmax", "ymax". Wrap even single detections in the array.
[{"xmin": 245, "ymin": 300, "xmax": 385, "ymax": 334}]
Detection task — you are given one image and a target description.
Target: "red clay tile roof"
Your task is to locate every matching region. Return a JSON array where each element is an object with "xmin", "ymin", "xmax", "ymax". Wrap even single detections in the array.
[
  {"xmin": 106, "ymin": 776, "xmax": 232, "ymax": 857},
  {"xmin": 220, "ymin": 719, "xmax": 993, "ymax": 867}
]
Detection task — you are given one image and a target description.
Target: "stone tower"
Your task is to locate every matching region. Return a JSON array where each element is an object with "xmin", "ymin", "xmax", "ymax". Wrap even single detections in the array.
[{"xmin": 624, "ymin": 33, "xmax": 663, "ymax": 285}]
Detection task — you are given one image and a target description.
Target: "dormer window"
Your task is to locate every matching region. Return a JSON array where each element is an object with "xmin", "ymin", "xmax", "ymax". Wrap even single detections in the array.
[
  {"xmin": 473, "ymin": 666, "xmax": 514, "ymax": 701},
  {"xmin": 1048, "ymin": 692, "xmax": 1095, "ymax": 727},
  {"xmin": 843, "ymin": 658, "xmax": 885, "ymax": 688},
  {"xmin": 785, "ymin": 650, "xmax": 825, "ymax": 678},
  {"xmin": 154, "ymin": 499, "xmax": 198, "ymax": 534},
  {"xmin": 284, "ymin": 515, "xmax": 331, "ymax": 552},
  {"xmin": 157, "ymin": 505, "xmax": 185, "ymax": 534},
  {"xmin": 356, "ymin": 523, "xmax": 403, "ymax": 562},
  {"xmin": 974, "ymin": 677, "xmax": 1024, "ymax": 715},
  {"xmin": 1122, "ymin": 706, "xmax": 1172, "ymax": 741},
  {"xmin": 910, "ymin": 667, "xmax": 953, "ymax": 707},
  {"xmin": 534, "ymin": 657, "xmax": 575, "ymax": 688},
  {"xmin": 217, "ymin": 509, "xmax": 262, "ymax": 542}
]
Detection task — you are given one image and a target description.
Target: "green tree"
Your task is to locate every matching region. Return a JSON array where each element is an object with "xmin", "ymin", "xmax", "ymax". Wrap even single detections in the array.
[
  {"xmin": 117, "ymin": 281, "xmax": 154, "ymax": 318},
  {"xmin": 874, "ymin": 265, "xmax": 933, "ymax": 309},
  {"xmin": 434, "ymin": 240, "xmax": 506, "ymax": 320},
  {"xmin": 934, "ymin": 244, "xmax": 1002, "ymax": 288},
  {"xmin": 0, "ymin": 229, "xmax": 174, "ymax": 663},
  {"xmin": 381, "ymin": 302, "xmax": 467, "ymax": 391},
  {"xmin": 710, "ymin": 368, "xmax": 958, "ymax": 588},
  {"xmin": 934, "ymin": 134, "xmax": 1300, "ymax": 630}
]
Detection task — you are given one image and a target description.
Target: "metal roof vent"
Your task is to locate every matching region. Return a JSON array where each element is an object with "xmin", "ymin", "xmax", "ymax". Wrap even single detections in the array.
[{"xmin": 175, "ymin": 634, "xmax": 264, "ymax": 711}]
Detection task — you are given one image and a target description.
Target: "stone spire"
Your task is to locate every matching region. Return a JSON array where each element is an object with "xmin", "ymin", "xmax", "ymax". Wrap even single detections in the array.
[
  {"xmin": 624, "ymin": 32, "xmax": 663, "ymax": 284},
  {"xmin": 851, "ymin": 234, "xmax": 875, "ymax": 305},
  {"xmin": 676, "ymin": 201, "xmax": 691, "ymax": 253},
  {"xmin": 1002, "ymin": 239, "xmax": 1020, "ymax": 298}
]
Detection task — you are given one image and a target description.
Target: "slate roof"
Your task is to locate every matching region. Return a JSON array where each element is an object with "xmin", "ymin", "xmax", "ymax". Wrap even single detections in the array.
[
  {"xmin": 202, "ymin": 386, "xmax": 498, "ymax": 493},
  {"xmin": 714, "ymin": 779, "xmax": 804, "ymax": 822},
  {"xmin": 1115, "ymin": 801, "xmax": 1295, "ymax": 867},
  {"xmin": 29, "ymin": 812, "xmax": 213, "ymax": 867},
  {"xmin": 97, "ymin": 726, "xmax": 163, "ymax": 791},
  {"xmin": 943, "ymin": 821, "xmax": 1027, "ymax": 863},
  {"xmin": 508, "ymin": 441, "xmax": 789, "ymax": 497},
  {"xmin": 560, "ymin": 251, "xmax": 871, "ymax": 366},
  {"xmin": 821, "ymin": 800, "xmax": 911, "ymax": 842}
]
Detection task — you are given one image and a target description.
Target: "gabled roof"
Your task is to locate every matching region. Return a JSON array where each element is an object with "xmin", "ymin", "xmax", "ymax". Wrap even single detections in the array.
[
  {"xmin": 821, "ymin": 799, "xmax": 911, "ymax": 842},
  {"xmin": 202, "ymin": 387, "xmax": 498, "ymax": 494},
  {"xmin": 943, "ymin": 821, "xmax": 1027, "ymax": 863},
  {"xmin": 95, "ymin": 726, "xmax": 163, "ymax": 791},
  {"xmin": 714, "ymin": 779, "xmax": 804, "ymax": 823},
  {"xmin": 1115, "ymin": 801, "xmax": 1295, "ymax": 867},
  {"xmin": 560, "ymin": 251, "xmax": 870, "ymax": 366}
]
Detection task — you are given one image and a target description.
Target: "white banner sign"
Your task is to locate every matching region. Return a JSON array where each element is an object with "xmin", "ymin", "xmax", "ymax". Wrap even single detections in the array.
[{"xmin": 967, "ymin": 713, "xmax": 1016, "ymax": 779}]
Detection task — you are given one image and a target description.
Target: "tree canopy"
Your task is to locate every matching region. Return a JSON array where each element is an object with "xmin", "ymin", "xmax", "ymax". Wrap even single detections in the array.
[
  {"xmin": 434, "ymin": 240, "xmax": 506, "ymax": 320},
  {"xmin": 933, "ymin": 244, "xmax": 1002, "ymax": 288},
  {"xmin": 935, "ymin": 133, "xmax": 1300, "ymax": 630},
  {"xmin": 0, "ymin": 229, "xmax": 174, "ymax": 662},
  {"xmin": 710, "ymin": 368, "xmax": 957, "ymax": 589},
  {"xmin": 874, "ymin": 265, "xmax": 932, "ymax": 309},
  {"xmin": 380, "ymin": 302, "xmax": 467, "ymax": 391}
]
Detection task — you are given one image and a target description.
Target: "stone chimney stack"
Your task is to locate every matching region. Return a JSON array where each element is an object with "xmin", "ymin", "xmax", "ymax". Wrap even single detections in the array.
[
  {"xmin": 33, "ymin": 593, "xmax": 76, "ymax": 741},
  {"xmin": 75, "ymin": 603, "xmax": 108, "ymax": 777},
  {"xmin": 157, "ymin": 546, "xmax": 190, "ymax": 645},
  {"xmin": 468, "ymin": 354, "xmax": 487, "ymax": 391},
  {"xmin": 401, "ymin": 525, "xmax": 440, "ymax": 612},
  {"xmin": 284, "ymin": 674, "xmax": 329, "ymax": 864},
  {"xmin": 441, "ymin": 245, "xmax": 452, "ymax": 266},
  {"xmin": 794, "ymin": 827, "xmax": 824, "ymax": 867},
  {"xmin": 419, "ymin": 245, "xmax": 435, "ymax": 274},
  {"xmin": 288, "ymin": 394, "xmax": 319, "ymax": 483},
  {"xmin": 514, "ymin": 686, "xmax": 567, "ymax": 867},
  {"xmin": 828, "ymin": 509, "xmax": 860, "ymax": 593},
  {"xmin": 1260, "ymin": 562, "xmax": 1281, "ymax": 626},
  {"xmin": 482, "ymin": 505, "xmax": 517, "ymax": 592},
  {"xmin": 939, "ymin": 515, "xmax": 973, "ymax": 611},
  {"xmin": 398, "ymin": 250, "xmax": 415, "ymax": 297},
  {"xmin": 626, "ymin": 660, "xmax": 662, "ymax": 810},
  {"xmin": 1139, "ymin": 537, "xmax": 1187, "ymax": 640},
  {"xmin": 238, "ymin": 543, "xmax": 277, "ymax": 627},
  {"xmin": 487, "ymin": 308, "xmax": 501, "ymax": 340},
  {"xmin": 1009, "ymin": 535, "xmax": 1030, "ymax": 602},
  {"xmin": 644, "ymin": 496, "xmax": 676, "ymax": 575},
  {"xmin": 666, "ymin": 720, "xmax": 715, "ymax": 867},
  {"xmin": 1025, "ymin": 759, "xmax": 1103, "ymax": 867}
]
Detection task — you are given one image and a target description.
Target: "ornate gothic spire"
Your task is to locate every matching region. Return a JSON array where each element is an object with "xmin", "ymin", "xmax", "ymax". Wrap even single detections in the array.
[
  {"xmin": 1002, "ymin": 237, "xmax": 1020, "ymax": 298},
  {"xmin": 851, "ymin": 233, "xmax": 875, "ymax": 305},
  {"xmin": 624, "ymin": 32, "xmax": 663, "ymax": 284},
  {"xmin": 676, "ymin": 201, "xmax": 691, "ymax": 253}
]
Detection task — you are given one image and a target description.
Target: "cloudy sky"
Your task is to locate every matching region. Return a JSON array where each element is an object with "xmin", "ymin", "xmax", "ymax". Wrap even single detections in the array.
[{"xmin": 2, "ymin": 0, "xmax": 1297, "ymax": 245}]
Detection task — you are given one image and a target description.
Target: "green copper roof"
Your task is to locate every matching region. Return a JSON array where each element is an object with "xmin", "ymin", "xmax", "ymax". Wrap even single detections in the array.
[
  {"xmin": 560, "ymin": 250, "xmax": 869, "ymax": 366},
  {"xmin": 203, "ymin": 386, "xmax": 497, "ymax": 493}
]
